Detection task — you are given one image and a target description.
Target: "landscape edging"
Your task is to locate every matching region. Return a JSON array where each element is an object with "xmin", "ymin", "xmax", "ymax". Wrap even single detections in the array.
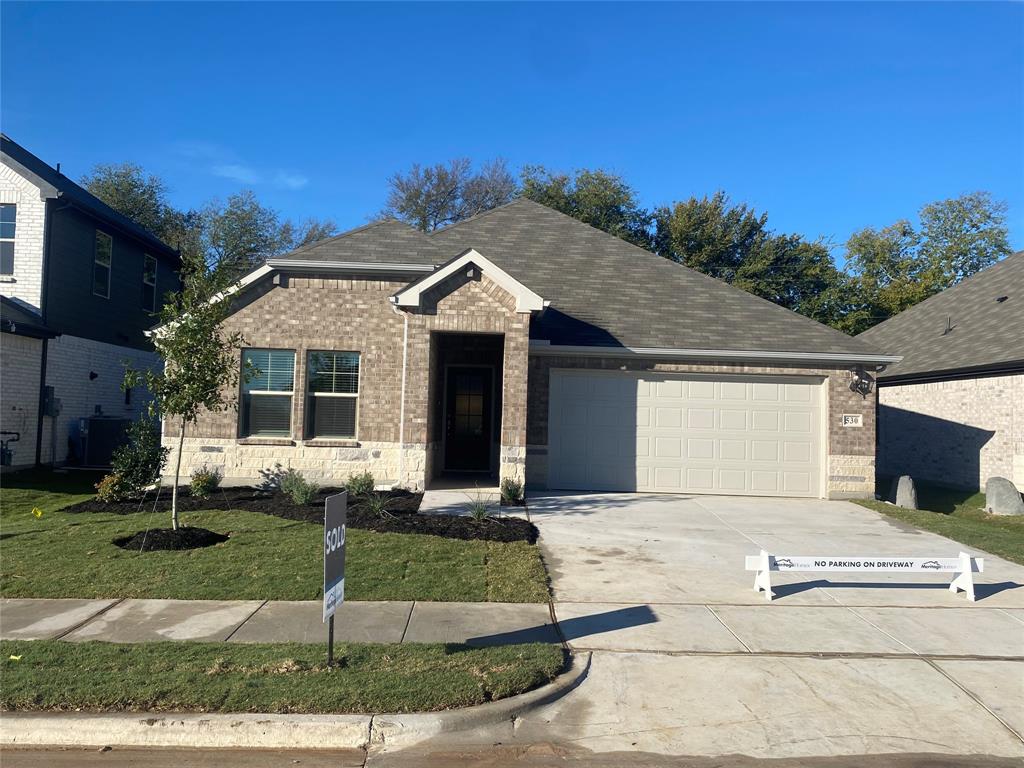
[{"xmin": 0, "ymin": 651, "xmax": 590, "ymax": 750}]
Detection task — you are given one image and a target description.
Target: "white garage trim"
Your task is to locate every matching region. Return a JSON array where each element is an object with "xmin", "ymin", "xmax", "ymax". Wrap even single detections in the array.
[{"xmin": 547, "ymin": 369, "xmax": 827, "ymax": 498}]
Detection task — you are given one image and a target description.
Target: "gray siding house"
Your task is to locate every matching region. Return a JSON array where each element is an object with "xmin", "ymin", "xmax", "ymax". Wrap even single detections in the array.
[
  {"xmin": 858, "ymin": 251, "xmax": 1024, "ymax": 491},
  {"xmin": 0, "ymin": 135, "xmax": 181, "ymax": 469}
]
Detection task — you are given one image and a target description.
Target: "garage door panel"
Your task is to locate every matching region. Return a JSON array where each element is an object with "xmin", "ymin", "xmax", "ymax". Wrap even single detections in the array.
[{"xmin": 548, "ymin": 371, "xmax": 822, "ymax": 497}]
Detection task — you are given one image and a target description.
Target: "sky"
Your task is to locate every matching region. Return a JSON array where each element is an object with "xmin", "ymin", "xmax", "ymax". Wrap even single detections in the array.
[{"xmin": 2, "ymin": 2, "xmax": 1022, "ymax": 260}]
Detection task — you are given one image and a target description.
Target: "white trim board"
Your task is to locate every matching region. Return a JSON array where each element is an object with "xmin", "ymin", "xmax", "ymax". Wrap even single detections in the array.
[
  {"xmin": 391, "ymin": 248, "xmax": 545, "ymax": 313},
  {"xmin": 529, "ymin": 342, "xmax": 901, "ymax": 367}
]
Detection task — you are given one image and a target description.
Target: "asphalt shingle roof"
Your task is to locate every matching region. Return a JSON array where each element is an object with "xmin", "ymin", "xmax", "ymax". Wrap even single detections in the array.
[
  {"xmin": 276, "ymin": 199, "xmax": 889, "ymax": 358},
  {"xmin": 1, "ymin": 296, "xmax": 57, "ymax": 338},
  {"xmin": 857, "ymin": 251, "xmax": 1024, "ymax": 380}
]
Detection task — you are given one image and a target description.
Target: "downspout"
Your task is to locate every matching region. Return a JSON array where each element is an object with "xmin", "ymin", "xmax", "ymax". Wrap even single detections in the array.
[
  {"xmin": 34, "ymin": 195, "xmax": 67, "ymax": 467},
  {"xmin": 391, "ymin": 302, "xmax": 409, "ymax": 488}
]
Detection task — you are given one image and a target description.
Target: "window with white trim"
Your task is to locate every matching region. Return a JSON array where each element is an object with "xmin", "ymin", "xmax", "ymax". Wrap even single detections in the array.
[
  {"xmin": 306, "ymin": 351, "xmax": 360, "ymax": 439},
  {"xmin": 0, "ymin": 204, "xmax": 16, "ymax": 275},
  {"xmin": 240, "ymin": 349, "xmax": 295, "ymax": 437},
  {"xmin": 142, "ymin": 254, "xmax": 157, "ymax": 312},
  {"xmin": 93, "ymin": 230, "xmax": 113, "ymax": 298}
]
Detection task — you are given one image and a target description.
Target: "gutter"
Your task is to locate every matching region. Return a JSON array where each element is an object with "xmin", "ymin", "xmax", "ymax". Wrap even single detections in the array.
[
  {"xmin": 528, "ymin": 341, "xmax": 902, "ymax": 368},
  {"xmin": 877, "ymin": 360, "xmax": 1024, "ymax": 386},
  {"xmin": 266, "ymin": 259, "xmax": 434, "ymax": 274}
]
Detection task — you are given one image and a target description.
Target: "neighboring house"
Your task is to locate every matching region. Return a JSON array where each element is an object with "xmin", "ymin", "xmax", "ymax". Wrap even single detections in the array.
[
  {"xmin": 165, "ymin": 199, "xmax": 896, "ymax": 499},
  {"xmin": 858, "ymin": 251, "xmax": 1024, "ymax": 491},
  {"xmin": 0, "ymin": 135, "xmax": 181, "ymax": 469}
]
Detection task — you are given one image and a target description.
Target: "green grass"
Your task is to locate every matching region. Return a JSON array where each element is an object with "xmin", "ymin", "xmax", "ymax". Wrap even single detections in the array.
[
  {"xmin": 0, "ymin": 472, "xmax": 549, "ymax": 602},
  {"xmin": 0, "ymin": 639, "xmax": 565, "ymax": 714},
  {"xmin": 853, "ymin": 480, "xmax": 1024, "ymax": 566}
]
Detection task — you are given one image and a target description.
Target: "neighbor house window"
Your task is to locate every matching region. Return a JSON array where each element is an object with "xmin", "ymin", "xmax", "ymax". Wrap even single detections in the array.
[
  {"xmin": 240, "ymin": 349, "xmax": 295, "ymax": 437},
  {"xmin": 0, "ymin": 204, "xmax": 15, "ymax": 275},
  {"xmin": 306, "ymin": 351, "xmax": 360, "ymax": 439},
  {"xmin": 142, "ymin": 255, "xmax": 157, "ymax": 312},
  {"xmin": 93, "ymin": 230, "xmax": 113, "ymax": 298}
]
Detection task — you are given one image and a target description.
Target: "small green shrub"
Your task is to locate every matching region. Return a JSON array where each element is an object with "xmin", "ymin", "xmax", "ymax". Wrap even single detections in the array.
[
  {"xmin": 190, "ymin": 465, "xmax": 223, "ymax": 499},
  {"xmin": 95, "ymin": 473, "xmax": 134, "ymax": 503},
  {"xmin": 500, "ymin": 477, "xmax": 524, "ymax": 505},
  {"xmin": 345, "ymin": 471, "xmax": 375, "ymax": 498},
  {"xmin": 109, "ymin": 418, "xmax": 167, "ymax": 499},
  {"xmin": 362, "ymin": 492, "xmax": 392, "ymax": 518},
  {"xmin": 281, "ymin": 470, "xmax": 319, "ymax": 505},
  {"xmin": 466, "ymin": 497, "xmax": 490, "ymax": 522}
]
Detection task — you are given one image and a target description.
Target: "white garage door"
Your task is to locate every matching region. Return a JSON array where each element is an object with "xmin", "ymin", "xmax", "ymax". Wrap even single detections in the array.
[{"xmin": 548, "ymin": 370, "xmax": 824, "ymax": 497}]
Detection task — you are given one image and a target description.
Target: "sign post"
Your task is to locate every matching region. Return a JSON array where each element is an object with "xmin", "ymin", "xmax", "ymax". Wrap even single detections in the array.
[{"xmin": 323, "ymin": 491, "xmax": 347, "ymax": 666}]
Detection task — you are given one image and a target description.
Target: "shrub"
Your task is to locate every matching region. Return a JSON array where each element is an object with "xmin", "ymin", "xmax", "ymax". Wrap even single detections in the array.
[
  {"xmin": 95, "ymin": 473, "xmax": 134, "ymax": 503},
  {"xmin": 500, "ymin": 477, "xmax": 524, "ymax": 505},
  {"xmin": 466, "ymin": 496, "xmax": 490, "ymax": 522},
  {"xmin": 281, "ymin": 470, "xmax": 319, "ymax": 505},
  {"xmin": 362, "ymin": 492, "xmax": 392, "ymax": 518},
  {"xmin": 109, "ymin": 418, "xmax": 168, "ymax": 499},
  {"xmin": 190, "ymin": 465, "xmax": 223, "ymax": 499},
  {"xmin": 345, "ymin": 471, "xmax": 375, "ymax": 498}
]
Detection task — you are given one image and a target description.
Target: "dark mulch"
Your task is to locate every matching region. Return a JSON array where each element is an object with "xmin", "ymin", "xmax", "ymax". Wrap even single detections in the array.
[
  {"xmin": 69, "ymin": 485, "xmax": 538, "ymax": 544},
  {"xmin": 113, "ymin": 527, "xmax": 229, "ymax": 552}
]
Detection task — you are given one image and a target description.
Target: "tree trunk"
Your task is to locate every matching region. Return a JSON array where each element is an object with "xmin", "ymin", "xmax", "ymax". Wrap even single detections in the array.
[{"xmin": 171, "ymin": 418, "xmax": 186, "ymax": 531}]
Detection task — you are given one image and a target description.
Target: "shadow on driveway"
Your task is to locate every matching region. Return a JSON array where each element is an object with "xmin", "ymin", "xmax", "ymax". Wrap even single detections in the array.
[
  {"xmin": 465, "ymin": 604, "xmax": 658, "ymax": 646},
  {"xmin": 773, "ymin": 579, "xmax": 1023, "ymax": 601}
]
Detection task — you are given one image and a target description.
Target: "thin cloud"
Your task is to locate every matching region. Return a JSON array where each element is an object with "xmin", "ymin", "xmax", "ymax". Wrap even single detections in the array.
[
  {"xmin": 213, "ymin": 163, "xmax": 262, "ymax": 184},
  {"xmin": 173, "ymin": 140, "xmax": 310, "ymax": 190},
  {"xmin": 274, "ymin": 171, "xmax": 309, "ymax": 190}
]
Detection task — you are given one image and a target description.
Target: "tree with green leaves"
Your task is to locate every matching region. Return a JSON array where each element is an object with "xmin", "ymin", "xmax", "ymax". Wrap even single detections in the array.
[
  {"xmin": 838, "ymin": 192, "xmax": 1011, "ymax": 334},
  {"xmin": 81, "ymin": 163, "xmax": 173, "ymax": 239},
  {"xmin": 381, "ymin": 158, "xmax": 518, "ymax": 231},
  {"xmin": 124, "ymin": 252, "xmax": 250, "ymax": 530},
  {"xmin": 520, "ymin": 166, "xmax": 653, "ymax": 249}
]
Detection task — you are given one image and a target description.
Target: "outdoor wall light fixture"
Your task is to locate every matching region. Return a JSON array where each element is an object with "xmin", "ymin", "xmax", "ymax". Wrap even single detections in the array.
[
  {"xmin": 849, "ymin": 366, "xmax": 873, "ymax": 398},
  {"xmin": 88, "ymin": 371, "xmax": 98, "ymax": 381}
]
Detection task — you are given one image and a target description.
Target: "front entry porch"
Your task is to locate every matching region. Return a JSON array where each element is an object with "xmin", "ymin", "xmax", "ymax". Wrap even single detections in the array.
[{"xmin": 426, "ymin": 332, "xmax": 504, "ymax": 487}]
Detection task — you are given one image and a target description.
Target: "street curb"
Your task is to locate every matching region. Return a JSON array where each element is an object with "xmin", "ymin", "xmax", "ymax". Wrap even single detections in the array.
[{"xmin": 0, "ymin": 651, "xmax": 590, "ymax": 750}]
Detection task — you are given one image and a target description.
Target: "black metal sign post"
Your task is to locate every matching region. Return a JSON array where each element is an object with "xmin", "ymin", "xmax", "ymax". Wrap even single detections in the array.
[{"xmin": 323, "ymin": 492, "xmax": 347, "ymax": 666}]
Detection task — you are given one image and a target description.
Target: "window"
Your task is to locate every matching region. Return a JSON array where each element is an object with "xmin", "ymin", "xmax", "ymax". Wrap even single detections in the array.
[
  {"xmin": 306, "ymin": 351, "xmax": 360, "ymax": 439},
  {"xmin": 0, "ymin": 204, "xmax": 15, "ymax": 275},
  {"xmin": 93, "ymin": 230, "xmax": 112, "ymax": 298},
  {"xmin": 142, "ymin": 254, "xmax": 157, "ymax": 312},
  {"xmin": 241, "ymin": 349, "xmax": 295, "ymax": 437}
]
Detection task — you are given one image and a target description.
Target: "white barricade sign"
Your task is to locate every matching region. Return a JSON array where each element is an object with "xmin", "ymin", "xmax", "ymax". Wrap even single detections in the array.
[{"xmin": 744, "ymin": 550, "xmax": 984, "ymax": 602}]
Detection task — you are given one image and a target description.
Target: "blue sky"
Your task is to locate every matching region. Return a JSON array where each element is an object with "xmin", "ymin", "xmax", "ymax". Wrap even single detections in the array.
[{"xmin": 3, "ymin": 2, "xmax": 1022, "ymax": 258}]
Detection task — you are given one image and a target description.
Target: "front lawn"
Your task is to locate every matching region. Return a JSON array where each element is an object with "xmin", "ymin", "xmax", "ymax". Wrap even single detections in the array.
[
  {"xmin": 0, "ymin": 472, "xmax": 549, "ymax": 602},
  {"xmin": 0, "ymin": 639, "xmax": 565, "ymax": 713},
  {"xmin": 853, "ymin": 481, "xmax": 1024, "ymax": 566}
]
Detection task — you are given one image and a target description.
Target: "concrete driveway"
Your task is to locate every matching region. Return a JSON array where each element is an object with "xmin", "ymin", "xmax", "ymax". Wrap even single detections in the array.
[{"xmin": 473, "ymin": 492, "xmax": 1024, "ymax": 760}]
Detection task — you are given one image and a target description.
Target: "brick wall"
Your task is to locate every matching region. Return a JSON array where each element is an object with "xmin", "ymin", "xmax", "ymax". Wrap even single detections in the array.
[
  {"xmin": 0, "ymin": 332, "xmax": 43, "ymax": 469},
  {"xmin": 877, "ymin": 373, "xmax": 1024, "ymax": 490},
  {"xmin": 0, "ymin": 163, "xmax": 47, "ymax": 311},
  {"xmin": 526, "ymin": 355, "xmax": 877, "ymax": 498},
  {"xmin": 167, "ymin": 271, "xmax": 530, "ymax": 488}
]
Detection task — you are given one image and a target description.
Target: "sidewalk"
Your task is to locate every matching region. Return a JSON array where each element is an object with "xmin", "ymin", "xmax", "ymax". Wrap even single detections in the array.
[{"xmin": 0, "ymin": 598, "xmax": 559, "ymax": 646}]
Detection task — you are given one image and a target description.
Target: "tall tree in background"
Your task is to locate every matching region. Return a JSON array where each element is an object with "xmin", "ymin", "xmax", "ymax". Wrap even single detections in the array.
[
  {"xmin": 520, "ymin": 166, "xmax": 653, "ymax": 249},
  {"xmin": 381, "ymin": 158, "xmax": 518, "ymax": 231},
  {"xmin": 82, "ymin": 163, "xmax": 173, "ymax": 240},
  {"xmin": 203, "ymin": 191, "xmax": 283, "ymax": 280},
  {"xmin": 838, "ymin": 193, "xmax": 1011, "ymax": 334}
]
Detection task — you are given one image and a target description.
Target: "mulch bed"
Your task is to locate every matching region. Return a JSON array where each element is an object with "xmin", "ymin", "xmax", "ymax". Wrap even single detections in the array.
[
  {"xmin": 71, "ymin": 485, "xmax": 537, "ymax": 544},
  {"xmin": 113, "ymin": 527, "xmax": 229, "ymax": 552}
]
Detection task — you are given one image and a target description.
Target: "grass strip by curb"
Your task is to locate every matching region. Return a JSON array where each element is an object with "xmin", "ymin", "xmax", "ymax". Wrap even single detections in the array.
[{"xmin": 0, "ymin": 640, "xmax": 565, "ymax": 715}]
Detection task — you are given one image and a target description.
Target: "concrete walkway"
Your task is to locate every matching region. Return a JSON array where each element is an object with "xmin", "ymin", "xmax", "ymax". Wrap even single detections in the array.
[{"xmin": 0, "ymin": 598, "xmax": 558, "ymax": 646}]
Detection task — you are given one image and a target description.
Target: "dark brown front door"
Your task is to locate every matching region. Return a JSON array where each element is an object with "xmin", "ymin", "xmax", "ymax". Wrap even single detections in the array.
[{"xmin": 444, "ymin": 367, "xmax": 493, "ymax": 472}]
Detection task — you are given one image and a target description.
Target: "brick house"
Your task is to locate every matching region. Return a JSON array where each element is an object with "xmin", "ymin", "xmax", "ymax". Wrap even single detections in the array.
[
  {"xmin": 0, "ymin": 135, "xmax": 181, "ymax": 469},
  {"xmin": 168, "ymin": 199, "xmax": 897, "ymax": 499},
  {"xmin": 858, "ymin": 251, "xmax": 1024, "ymax": 491}
]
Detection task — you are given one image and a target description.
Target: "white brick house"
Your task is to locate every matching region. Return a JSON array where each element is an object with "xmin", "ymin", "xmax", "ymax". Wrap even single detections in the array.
[
  {"xmin": 0, "ymin": 135, "xmax": 180, "ymax": 470},
  {"xmin": 858, "ymin": 252, "xmax": 1024, "ymax": 491}
]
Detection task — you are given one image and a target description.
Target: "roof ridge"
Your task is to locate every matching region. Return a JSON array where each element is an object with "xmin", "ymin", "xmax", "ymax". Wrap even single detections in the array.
[
  {"xmin": 277, "ymin": 217, "xmax": 426, "ymax": 259},
  {"xmin": 426, "ymin": 197, "xmax": 530, "ymax": 236}
]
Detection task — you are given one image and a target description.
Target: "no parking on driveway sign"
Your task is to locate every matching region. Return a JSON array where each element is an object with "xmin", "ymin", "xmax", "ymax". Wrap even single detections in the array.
[{"xmin": 323, "ymin": 491, "xmax": 347, "ymax": 622}]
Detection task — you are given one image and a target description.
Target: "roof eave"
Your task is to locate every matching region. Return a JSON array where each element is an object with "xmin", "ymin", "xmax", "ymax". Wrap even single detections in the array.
[{"xmin": 529, "ymin": 342, "xmax": 902, "ymax": 367}]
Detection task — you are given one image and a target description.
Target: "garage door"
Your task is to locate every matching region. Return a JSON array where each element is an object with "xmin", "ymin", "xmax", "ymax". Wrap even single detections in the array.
[{"xmin": 548, "ymin": 370, "xmax": 824, "ymax": 497}]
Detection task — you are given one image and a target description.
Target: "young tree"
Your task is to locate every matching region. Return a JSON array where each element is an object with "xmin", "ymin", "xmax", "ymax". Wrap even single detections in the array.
[
  {"xmin": 124, "ymin": 253, "xmax": 249, "ymax": 530},
  {"xmin": 521, "ymin": 165, "xmax": 653, "ymax": 248},
  {"xmin": 381, "ymin": 158, "xmax": 518, "ymax": 231}
]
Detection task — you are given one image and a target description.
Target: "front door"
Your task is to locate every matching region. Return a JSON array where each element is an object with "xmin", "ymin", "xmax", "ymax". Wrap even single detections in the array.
[{"xmin": 444, "ymin": 367, "xmax": 493, "ymax": 472}]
